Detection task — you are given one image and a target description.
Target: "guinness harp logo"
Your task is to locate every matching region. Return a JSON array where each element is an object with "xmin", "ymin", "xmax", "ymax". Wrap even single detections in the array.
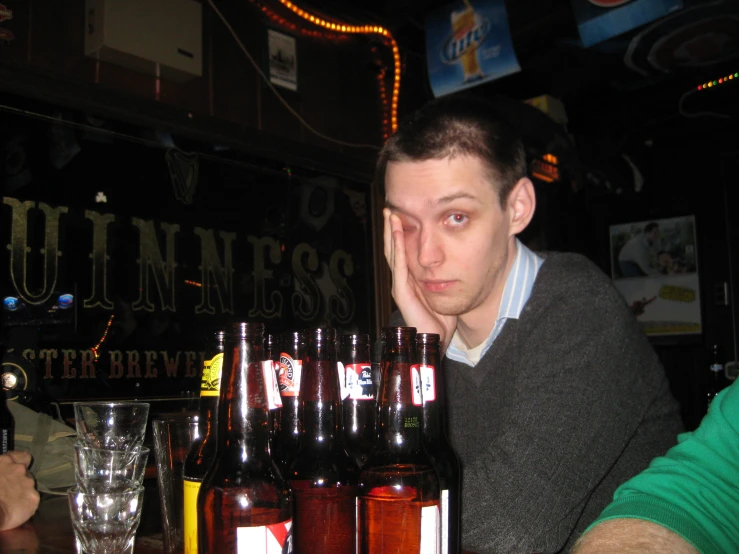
[{"xmin": 165, "ymin": 149, "xmax": 199, "ymax": 205}]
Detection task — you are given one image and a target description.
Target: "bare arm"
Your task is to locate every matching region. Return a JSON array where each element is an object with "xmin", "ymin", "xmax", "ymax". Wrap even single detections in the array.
[
  {"xmin": 571, "ymin": 519, "xmax": 699, "ymax": 554},
  {"xmin": 0, "ymin": 451, "xmax": 40, "ymax": 532}
]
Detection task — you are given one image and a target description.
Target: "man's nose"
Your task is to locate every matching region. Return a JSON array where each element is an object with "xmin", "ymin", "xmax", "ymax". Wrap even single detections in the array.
[{"xmin": 417, "ymin": 228, "xmax": 444, "ymax": 268}]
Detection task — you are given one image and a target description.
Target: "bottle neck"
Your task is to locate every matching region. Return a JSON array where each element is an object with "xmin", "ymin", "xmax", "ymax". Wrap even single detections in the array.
[
  {"xmin": 376, "ymin": 346, "xmax": 424, "ymax": 454},
  {"xmin": 218, "ymin": 340, "xmax": 270, "ymax": 459},
  {"xmin": 300, "ymin": 337, "xmax": 342, "ymax": 451},
  {"xmin": 418, "ymin": 344, "xmax": 447, "ymax": 441}
]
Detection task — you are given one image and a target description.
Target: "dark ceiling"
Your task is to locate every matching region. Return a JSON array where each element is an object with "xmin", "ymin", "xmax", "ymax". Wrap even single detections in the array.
[{"xmin": 301, "ymin": 0, "xmax": 739, "ymax": 145}]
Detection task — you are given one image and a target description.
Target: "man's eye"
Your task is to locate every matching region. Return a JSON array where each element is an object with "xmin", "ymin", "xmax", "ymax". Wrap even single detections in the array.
[{"xmin": 446, "ymin": 213, "xmax": 468, "ymax": 226}]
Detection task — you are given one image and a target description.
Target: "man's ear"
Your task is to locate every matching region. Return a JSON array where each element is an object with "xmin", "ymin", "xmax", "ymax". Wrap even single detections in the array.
[{"xmin": 507, "ymin": 177, "xmax": 536, "ymax": 237}]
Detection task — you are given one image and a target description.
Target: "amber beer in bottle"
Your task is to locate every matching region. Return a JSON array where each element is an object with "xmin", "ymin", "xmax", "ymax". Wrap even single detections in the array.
[
  {"xmin": 359, "ymin": 327, "xmax": 440, "ymax": 554},
  {"xmin": 340, "ymin": 333, "xmax": 375, "ymax": 468},
  {"xmin": 183, "ymin": 330, "xmax": 226, "ymax": 554},
  {"xmin": 198, "ymin": 322, "xmax": 293, "ymax": 553},
  {"xmin": 274, "ymin": 331, "xmax": 304, "ymax": 475},
  {"xmin": 417, "ymin": 333, "xmax": 460, "ymax": 554},
  {"xmin": 290, "ymin": 328, "xmax": 359, "ymax": 553}
]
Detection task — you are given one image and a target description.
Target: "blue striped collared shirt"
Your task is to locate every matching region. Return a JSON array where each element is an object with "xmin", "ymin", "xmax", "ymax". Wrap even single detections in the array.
[{"xmin": 446, "ymin": 239, "xmax": 544, "ymax": 367}]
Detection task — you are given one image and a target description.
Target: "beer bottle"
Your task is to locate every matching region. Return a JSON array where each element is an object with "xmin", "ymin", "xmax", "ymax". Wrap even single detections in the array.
[
  {"xmin": 198, "ymin": 322, "xmax": 292, "ymax": 553},
  {"xmin": 183, "ymin": 330, "xmax": 226, "ymax": 554},
  {"xmin": 290, "ymin": 328, "xmax": 359, "ymax": 553},
  {"xmin": 340, "ymin": 333, "xmax": 375, "ymax": 468},
  {"xmin": 0, "ymin": 386, "xmax": 14, "ymax": 454},
  {"xmin": 274, "ymin": 331, "xmax": 304, "ymax": 476},
  {"xmin": 417, "ymin": 333, "xmax": 460, "ymax": 554},
  {"xmin": 359, "ymin": 327, "xmax": 440, "ymax": 553}
]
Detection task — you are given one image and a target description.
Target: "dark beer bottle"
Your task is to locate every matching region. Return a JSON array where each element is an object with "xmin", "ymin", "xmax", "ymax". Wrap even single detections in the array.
[
  {"xmin": 340, "ymin": 333, "xmax": 375, "ymax": 468},
  {"xmin": 417, "ymin": 333, "xmax": 460, "ymax": 554},
  {"xmin": 183, "ymin": 330, "xmax": 226, "ymax": 554},
  {"xmin": 289, "ymin": 328, "xmax": 359, "ymax": 553},
  {"xmin": 359, "ymin": 327, "xmax": 440, "ymax": 553},
  {"xmin": 198, "ymin": 322, "xmax": 292, "ymax": 553},
  {"xmin": 0, "ymin": 386, "xmax": 14, "ymax": 454},
  {"xmin": 274, "ymin": 331, "xmax": 304, "ymax": 476}
]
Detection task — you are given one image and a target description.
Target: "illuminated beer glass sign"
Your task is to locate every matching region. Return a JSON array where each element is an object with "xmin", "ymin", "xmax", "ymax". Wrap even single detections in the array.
[{"xmin": 426, "ymin": 0, "xmax": 520, "ymax": 97}]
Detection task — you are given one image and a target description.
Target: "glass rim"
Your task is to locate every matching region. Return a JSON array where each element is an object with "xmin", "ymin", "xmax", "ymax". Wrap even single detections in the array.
[
  {"xmin": 74, "ymin": 443, "xmax": 150, "ymax": 454},
  {"xmin": 151, "ymin": 415, "xmax": 198, "ymax": 424},
  {"xmin": 67, "ymin": 485, "xmax": 145, "ymax": 496},
  {"xmin": 73, "ymin": 401, "xmax": 150, "ymax": 408}
]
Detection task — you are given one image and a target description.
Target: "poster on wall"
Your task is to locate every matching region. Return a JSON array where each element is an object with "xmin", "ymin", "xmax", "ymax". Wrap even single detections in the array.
[
  {"xmin": 268, "ymin": 29, "xmax": 297, "ymax": 91},
  {"xmin": 570, "ymin": 0, "xmax": 683, "ymax": 48},
  {"xmin": 425, "ymin": 0, "xmax": 520, "ymax": 98},
  {"xmin": 610, "ymin": 215, "xmax": 701, "ymax": 337}
]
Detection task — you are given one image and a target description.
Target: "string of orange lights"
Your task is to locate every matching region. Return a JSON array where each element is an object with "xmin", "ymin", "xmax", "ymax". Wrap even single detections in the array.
[
  {"xmin": 90, "ymin": 315, "xmax": 115, "ymax": 361},
  {"xmin": 276, "ymin": 0, "xmax": 401, "ymax": 137}
]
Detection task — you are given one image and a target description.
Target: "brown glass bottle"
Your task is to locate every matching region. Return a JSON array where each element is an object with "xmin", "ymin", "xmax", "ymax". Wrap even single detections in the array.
[
  {"xmin": 340, "ymin": 333, "xmax": 375, "ymax": 469},
  {"xmin": 274, "ymin": 331, "xmax": 304, "ymax": 476},
  {"xmin": 289, "ymin": 328, "xmax": 359, "ymax": 554},
  {"xmin": 359, "ymin": 327, "xmax": 440, "ymax": 554},
  {"xmin": 418, "ymin": 333, "xmax": 461, "ymax": 554},
  {"xmin": 183, "ymin": 330, "xmax": 226, "ymax": 554},
  {"xmin": 0, "ymin": 387, "xmax": 14, "ymax": 454},
  {"xmin": 198, "ymin": 322, "xmax": 292, "ymax": 553}
]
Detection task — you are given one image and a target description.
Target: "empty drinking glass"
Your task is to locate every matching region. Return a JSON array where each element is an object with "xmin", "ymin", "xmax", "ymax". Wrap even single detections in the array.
[
  {"xmin": 68, "ymin": 486, "xmax": 144, "ymax": 554},
  {"xmin": 74, "ymin": 402, "xmax": 150, "ymax": 451},
  {"xmin": 73, "ymin": 444, "xmax": 149, "ymax": 494}
]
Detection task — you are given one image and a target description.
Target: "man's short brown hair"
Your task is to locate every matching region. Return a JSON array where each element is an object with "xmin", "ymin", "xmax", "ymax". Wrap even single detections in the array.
[{"xmin": 376, "ymin": 94, "xmax": 527, "ymax": 206}]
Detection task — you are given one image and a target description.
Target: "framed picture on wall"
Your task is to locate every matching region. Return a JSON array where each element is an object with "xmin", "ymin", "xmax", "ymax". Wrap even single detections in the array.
[{"xmin": 609, "ymin": 215, "xmax": 701, "ymax": 336}]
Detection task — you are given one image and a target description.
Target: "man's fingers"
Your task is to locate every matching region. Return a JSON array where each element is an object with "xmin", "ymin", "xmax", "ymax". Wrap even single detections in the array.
[
  {"xmin": 383, "ymin": 208, "xmax": 393, "ymax": 266},
  {"xmin": 4, "ymin": 451, "xmax": 32, "ymax": 468}
]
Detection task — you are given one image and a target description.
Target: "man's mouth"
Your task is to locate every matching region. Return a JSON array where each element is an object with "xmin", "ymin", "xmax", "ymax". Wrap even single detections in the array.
[{"xmin": 422, "ymin": 280, "xmax": 455, "ymax": 293}]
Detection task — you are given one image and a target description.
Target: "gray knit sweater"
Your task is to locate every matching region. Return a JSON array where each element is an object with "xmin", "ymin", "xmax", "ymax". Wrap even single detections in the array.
[{"xmin": 393, "ymin": 252, "xmax": 683, "ymax": 553}]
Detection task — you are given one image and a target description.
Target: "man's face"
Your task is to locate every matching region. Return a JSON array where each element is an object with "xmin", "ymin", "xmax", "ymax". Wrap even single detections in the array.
[
  {"xmin": 385, "ymin": 155, "xmax": 515, "ymax": 319},
  {"xmin": 646, "ymin": 227, "xmax": 660, "ymax": 244}
]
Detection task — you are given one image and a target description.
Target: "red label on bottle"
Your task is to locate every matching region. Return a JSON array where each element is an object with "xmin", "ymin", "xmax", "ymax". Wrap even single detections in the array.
[
  {"xmin": 263, "ymin": 361, "xmax": 283, "ymax": 410},
  {"xmin": 236, "ymin": 519, "xmax": 292, "ymax": 553},
  {"xmin": 278, "ymin": 354, "xmax": 301, "ymax": 397}
]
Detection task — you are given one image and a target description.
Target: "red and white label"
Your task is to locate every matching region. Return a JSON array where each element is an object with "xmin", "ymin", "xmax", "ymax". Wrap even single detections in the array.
[
  {"xmin": 262, "ymin": 361, "xmax": 283, "ymax": 410},
  {"xmin": 410, "ymin": 365, "xmax": 423, "ymax": 406},
  {"xmin": 237, "ymin": 519, "xmax": 292, "ymax": 553},
  {"xmin": 278, "ymin": 354, "xmax": 301, "ymax": 397},
  {"xmin": 420, "ymin": 364, "xmax": 436, "ymax": 403},
  {"xmin": 345, "ymin": 363, "xmax": 373, "ymax": 400}
]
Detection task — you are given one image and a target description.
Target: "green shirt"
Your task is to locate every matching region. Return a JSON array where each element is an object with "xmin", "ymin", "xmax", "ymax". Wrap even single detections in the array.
[{"xmin": 586, "ymin": 380, "xmax": 739, "ymax": 554}]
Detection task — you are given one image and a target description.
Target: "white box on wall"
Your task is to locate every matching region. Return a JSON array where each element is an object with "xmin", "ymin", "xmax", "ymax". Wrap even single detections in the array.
[{"xmin": 85, "ymin": 0, "xmax": 202, "ymax": 82}]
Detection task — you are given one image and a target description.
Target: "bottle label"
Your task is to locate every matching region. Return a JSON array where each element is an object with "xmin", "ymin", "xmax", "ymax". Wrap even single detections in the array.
[
  {"xmin": 237, "ymin": 519, "xmax": 292, "ymax": 553},
  {"xmin": 420, "ymin": 364, "xmax": 437, "ymax": 403},
  {"xmin": 345, "ymin": 363, "xmax": 374, "ymax": 400},
  {"xmin": 278, "ymin": 354, "xmax": 302, "ymax": 397},
  {"xmin": 263, "ymin": 361, "xmax": 283, "ymax": 409},
  {"xmin": 337, "ymin": 362, "xmax": 349, "ymax": 400},
  {"xmin": 420, "ymin": 504, "xmax": 440, "ymax": 554},
  {"xmin": 200, "ymin": 353, "xmax": 224, "ymax": 397},
  {"xmin": 183, "ymin": 478, "xmax": 201, "ymax": 554},
  {"xmin": 441, "ymin": 489, "xmax": 449, "ymax": 554},
  {"xmin": 410, "ymin": 365, "xmax": 423, "ymax": 406}
]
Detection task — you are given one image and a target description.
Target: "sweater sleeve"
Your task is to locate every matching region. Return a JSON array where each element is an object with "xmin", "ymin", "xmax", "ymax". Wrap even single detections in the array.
[
  {"xmin": 458, "ymin": 274, "xmax": 679, "ymax": 553},
  {"xmin": 583, "ymin": 383, "xmax": 739, "ymax": 554}
]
